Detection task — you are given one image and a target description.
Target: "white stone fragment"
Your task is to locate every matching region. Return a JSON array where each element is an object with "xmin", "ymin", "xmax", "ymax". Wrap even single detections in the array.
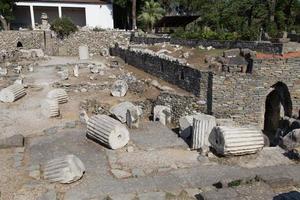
[
  {"xmin": 41, "ymin": 99, "xmax": 60, "ymax": 118},
  {"xmin": 28, "ymin": 65, "xmax": 34, "ymax": 72},
  {"xmin": 42, "ymin": 154, "xmax": 85, "ymax": 184},
  {"xmin": 110, "ymin": 101, "xmax": 141, "ymax": 123},
  {"xmin": 47, "ymin": 89, "xmax": 68, "ymax": 104},
  {"xmin": 179, "ymin": 113, "xmax": 201, "ymax": 140},
  {"xmin": 14, "ymin": 65, "xmax": 22, "ymax": 74},
  {"xmin": 209, "ymin": 126, "xmax": 264, "ymax": 156},
  {"xmin": 111, "ymin": 80, "xmax": 128, "ymax": 97},
  {"xmin": 58, "ymin": 69, "xmax": 69, "ymax": 80},
  {"xmin": 73, "ymin": 65, "xmax": 79, "ymax": 77},
  {"xmin": 0, "ymin": 84, "xmax": 26, "ymax": 102},
  {"xmin": 126, "ymin": 107, "xmax": 139, "ymax": 129},
  {"xmin": 192, "ymin": 114, "xmax": 216, "ymax": 150},
  {"xmin": 153, "ymin": 105, "xmax": 171, "ymax": 125},
  {"xmin": 86, "ymin": 115, "xmax": 130, "ymax": 149},
  {"xmin": 0, "ymin": 67, "xmax": 8, "ymax": 76},
  {"xmin": 79, "ymin": 45, "xmax": 89, "ymax": 60},
  {"xmin": 14, "ymin": 78, "xmax": 23, "ymax": 85}
]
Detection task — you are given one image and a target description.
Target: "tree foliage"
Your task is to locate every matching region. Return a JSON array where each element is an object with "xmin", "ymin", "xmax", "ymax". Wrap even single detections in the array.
[
  {"xmin": 0, "ymin": 0, "xmax": 15, "ymax": 30},
  {"xmin": 138, "ymin": 0, "xmax": 164, "ymax": 32},
  {"xmin": 50, "ymin": 17, "xmax": 78, "ymax": 39}
]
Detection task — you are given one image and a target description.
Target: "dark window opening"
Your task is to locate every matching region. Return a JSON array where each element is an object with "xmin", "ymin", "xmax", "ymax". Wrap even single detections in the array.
[
  {"xmin": 179, "ymin": 69, "xmax": 185, "ymax": 80},
  {"xmin": 17, "ymin": 42, "xmax": 23, "ymax": 48}
]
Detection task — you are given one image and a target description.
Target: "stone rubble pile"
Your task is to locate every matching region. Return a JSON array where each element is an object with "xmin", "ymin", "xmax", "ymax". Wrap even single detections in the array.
[
  {"xmin": 42, "ymin": 154, "xmax": 85, "ymax": 184},
  {"xmin": 86, "ymin": 114, "xmax": 130, "ymax": 149}
]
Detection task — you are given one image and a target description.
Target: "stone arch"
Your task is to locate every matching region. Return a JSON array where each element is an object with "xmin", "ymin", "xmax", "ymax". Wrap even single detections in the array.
[
  {"xmin": 263, "ymin": 81, "xmax": 293, "ymax": 144},
  {"xmin": 17, "ymin": 41, "xmax": 23, "ymax": 48}
]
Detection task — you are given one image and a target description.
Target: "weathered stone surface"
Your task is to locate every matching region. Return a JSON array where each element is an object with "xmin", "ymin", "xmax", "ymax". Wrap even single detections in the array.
[
  {"xmin": 47, "ymin": 88, "xmax": 68, "ymax": 104},
  {"xmin": 0, "ymin": 67, "xmax": 8, "ymax": 76},
  {"xmin": 111, "ymin": 169, "xmax": 132, "ymax": 179},
  {"xmin": 73, "ymin": 65, "xmax": 79, "ymax": 77},
  {"xmin": 138, "ymin": 192, "xmax": 166, "ymax": 200},
  {"xmin": 224, "ymin": 48, "xmax": 240, "ymax": 58},
  {"xmin": 209, "ymin": 126, "xmax": 264, "ymax": 156},
  {"xmin": 153, "ymin": 105, "xmax": 171, "ymax": 125},
  {"xmin": 86, "ymin": 115, "xmax": 130, "ymax": 149},
  {"xmin": 0, "ymin": 84, "xmax": 26, "ymax": 102},
  {"xmin": 111, "ymin": 80, "xmax": 128, "ymax": 97},
  {"xmin": 179, "ymin": 113, "xmax": 201, "ymax": 140},
  {"xmin": 281, "ymin": 129, "xmax": 300, "ymax": 150},
  {"xmin": 192, "ymin": 114, "xmax": 216, "ymax": 150},
  {"xmin": 58, "ymin": 69, "xmax": 69, "ymax": 80},
  {"xmin": 42, "ymin": 154, "xmax": 85, "ymax": 184},
  {"xmin": 37, "ymin": 190, "xmax": 56, "ymax": 200},
  {"xmin": 126, "ymin": 107, "xmax": 139, "ymax": 129},
  {"xmin": 79, "ymin": 45, "xmax": 89, "ymax": 60},
  {"xmin": 41, "ymin": 99, "xmax": 60, "ymax": 118},
  {"xmin": 110, "ymin": 101, "xmax": 140, "ymax": 123},
  {"xmin": 0, "ymin": 134, "xmax": 24, "ymax": 149}
]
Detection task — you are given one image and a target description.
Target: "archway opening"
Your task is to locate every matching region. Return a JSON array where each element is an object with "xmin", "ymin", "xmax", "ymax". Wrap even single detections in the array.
[{"xmin": 17, "ymin": 41, "xmax": 23, "ymax": 48}]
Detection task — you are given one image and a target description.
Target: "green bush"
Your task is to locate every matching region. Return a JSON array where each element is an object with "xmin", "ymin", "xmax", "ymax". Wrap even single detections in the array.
[{"xmin": 50, "ymin": 17, "xmax": 78, "ymax": 39}]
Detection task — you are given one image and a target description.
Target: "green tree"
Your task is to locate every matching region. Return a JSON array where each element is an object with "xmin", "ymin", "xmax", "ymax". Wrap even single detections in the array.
[
  {"xmin": 0, "ymin": 0, "xmax": 15, "ymax": 30},
  {"xmin": 138, "ymin": 0, "xmax": 165, "ymax": 32},
  {"xmin": 50, "ymin": 17, "xmax": 78, "ymax": 39}
]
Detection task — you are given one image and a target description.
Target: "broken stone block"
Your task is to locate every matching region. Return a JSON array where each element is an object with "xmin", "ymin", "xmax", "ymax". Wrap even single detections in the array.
[
  {"xmin": 111, "ymin": 169, "xmax": 131, "ymax": 179},
  {"xmin": 47, "ymin": 89, "xmax": 68, "ymax": 104},
  {"xmin": 0, "ymin": 67, "xmax": 8, "ymax": 76},
  {"xmin": 14, "ymin": 78, "xmax": 23, "ymax": 85},
  {"xmin": 110, "ymin": 101, "xmax": 141, "ymax": 123},
  {"xmin": 41, "ymin": 99, "xmax": 60, "ymax": 118},
  {"xmin": 42, "ymin": 154, "xmax": 85, "ymax": 184},
  {"xmin": 223, "ymin": 48, "xmax": 240, "ymax": 58},
  {"xmin": 191, "ymin": 114, "xmax": 216, "ymax": 150},
  {"xmin": 100, "ymin": 48, "xmax": 109, "ymax": 57},
  {"xmin": 0, "ymin": 134, "xmax": 24, "ymax": 149},
  {"xmin": 209, "ymin": 126, "xmax": 264, "ymax": 156},
  {"xmin": 28, "ymin": 65, "xmax": 34, "ymax": 72},
  {"xmin": 28, "ymin": 165, "xmax": 41, "ymax": 180},
  {"xmin": 153, "ymin": 105, "xmax": 171, "ymax": 125},
  {"xmin": 86, "ymin": 114, "xmax": 130, "ymax": 149},
  {"xmin": 111, "ymin": 80, "xmax": 128, "ymax": 97},
  {"xmin": 58, "ymin": 69, "xmax": 69, "ymax": 80},
  {"xmin": 79, "ymin": 109, "xmax": 89, "ymax": 124},
  {"xmin": 281, "ymin": 129, "xmax": 300, "ymax": 150},
  {"xmin": 126, "ymin": 107, "xmax": 139, "ymax": 129},
  {"xmin": 179, "ymin": 113, "xmax": 202, "ymax": 140},
  {"xmin": 0, "ymin": 84, "xmax": 26, "ymax": 103},
  {"xmin": 79, "ymin": 45, "xmax": 89, "ymax": 60},
  {"xmin": 73, "ymin": 65, "xmax": 79, "ymax": 77}
]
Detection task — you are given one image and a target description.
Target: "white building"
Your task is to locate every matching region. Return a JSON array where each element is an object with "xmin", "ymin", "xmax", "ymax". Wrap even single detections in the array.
[{"xmin": 12, "ymin": 0, "xmax": 114, "ymax": 29}]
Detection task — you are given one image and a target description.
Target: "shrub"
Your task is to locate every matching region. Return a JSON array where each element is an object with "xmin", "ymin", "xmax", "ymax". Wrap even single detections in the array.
[{"xmin": 50, "ymin": 17, "xmax": 78, "ymax": 39}]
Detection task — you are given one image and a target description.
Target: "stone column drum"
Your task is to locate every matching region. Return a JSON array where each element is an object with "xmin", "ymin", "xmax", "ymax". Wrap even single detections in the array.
[
  {"xmin": 41, "ymin": 99, "xmax": 60, "ymax": 118},
  {"xmin": 47, "ymin": 89, "xmax": 69, "ymax": 104},
  {"xmin": 209, "ymin": 126, "xmax": 264, "ymax": 156},
  {"xmin": 0, "ymin": 84, "xmax": 26, "ymax": 103},
  {"xmin": 42, "ymin": 154, "xmax": 85, "ymax": 184},
  {"xmin": 86, "ymin": 115, "xmax": 130, "ymax": 149},
  {"xmin": 191, "ymin": 114, "xmax": 216, "ymax": 149}
]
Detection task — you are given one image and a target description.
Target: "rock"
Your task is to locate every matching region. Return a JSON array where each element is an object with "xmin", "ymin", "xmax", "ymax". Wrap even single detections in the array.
[
  {"xmin": 0, "ymin": 134, "xmax": 24, "ymax": 149},
  {"xmin": 37, "ymin": 190, "xmax": 57, "ymax": 200},
  {"xmin": 42, "ymin": 154, "xmax": 85, "ymax": 184},
  {"xmin": 58, "ymin": 69, "xmax": 69, "ymax": 80},
  {"xmin": 41, "ymin": 99, "xmax": 60, "ymax": 118},
  {"xmin": 80, "ymin": 88, "xmax": 87, "ymax": 93},
  {"xmin": 207, "ymin": 46, "xmax": 214, "ymax": 51},
  {"xmin": 28, "ymin": 65, "xmax": 34, "ymax": 72},
  {"xmin": 150, "ymin": 80, "xmax": 161, "ymax": 88},
  {"xmin": 209, "ymin": 126, "xmax": 264, "ymax": 156},
  {"xmin": 153, "ymin": 105, "xmax": 171, "ymax": 125},
  {"xmin": 111, "ymin": 169, "xmax": 131, "ymax": 179},
  {"xmin": 79, "ymin": 45, "xmax": 89, "ymax": 60},
  {"xmin": 79, "ymin": 109, "xmax": 89, "ymax": 124},
  {"xmin": 110, "ymin": 60, "xmax": 119, "ymax": 68},
  {"xmin": 111, "ymin": 80, "xmax": 128, "ymax": 97},
  {"xmin": 47, "ymin": 89, "xmax": 68, "ymax": 104},
  {"xmin": 281, "ymin": 129, "xmax": 300, "ymax": 150},
  {"xmin": 14, "ymin": 65, "xmax": 22, "ymax": 74},
  {"xmin": 110, "ymin": 101, "xmax": 140, "ymax": 123},
  {"xmin": 183, "ymin": 52, "xmax": 190, "ymax": 59},
  {"xmin": 86, "ymin": 115, "xmax": 130, "ymax": 149},
  {"xmin": 126, "ymin": 107, "xmax": 139, "ymax": 129},
  {"xmin": 209, "ymin": 61, "xmax": 222, "ymax": 71},
  {"xmin": 0, "ymin": 67, "xmax": 8, "ymax": 76},
  {"xmin": 138, "ymin": 192, "xmax": 166, "ymax": 200},
  {"xmin": 191, "ymin": 114, "xmax": 216, "ymax": 150},
  {"xmin": 28, "ymin": 165, "xmax": 41, "ymax": 180},
  {"xmin": 73, "ymin": 65, "xmax": 79, "ymax": 77},
  {"xmin": 204, "ymin": 55, "xmax": 216, "ymax": 64},
  {"xmin": 90, "ymin": 65, "xmax": 101, "ymax": 74},
  {"xmin": 100, "ymin": 48, "xmax": 109, "ymax": 57},
  {"xmin": 0, "ymin": 84, "xmax": 26, "ymax": 102},
  {"xmin": 126, "ymin": 146, "xmax": 134, "ymax": 152},
  {"xmin": 64, "ymin": 121, "xmax": 76, "ymax": 129},
  {"xmin": 14, "ymin": 78, "xmax": 23, "ymax": 85},
  {"xmin": 240, "ymin": 48, "xmax": 256, "ymax": 58},
  {"xmin": 223, "ymin": 48, "xmax": 240, "ymax": 58}
]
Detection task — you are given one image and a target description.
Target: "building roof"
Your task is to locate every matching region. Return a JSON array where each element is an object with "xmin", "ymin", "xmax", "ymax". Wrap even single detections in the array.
[{"xmin": 19, "ymin": 0, "xmax": 111, "ymax": 4}]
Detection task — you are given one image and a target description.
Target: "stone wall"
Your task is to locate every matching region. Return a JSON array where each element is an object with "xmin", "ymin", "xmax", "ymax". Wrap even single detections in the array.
[
  {"xmin": 53, "ymin": 30, "xmax": 130, "ymax": 56},
  {"xmin": 0, "ymin": 31, "xmax": 44, "ymax": 51},
  {"xmin": 110, "ymin": 46, "xmax": 212, "ymax": 114},
  {"xmin": 131, "ymin": 36, "xmax": 284, "ymax": 54}
]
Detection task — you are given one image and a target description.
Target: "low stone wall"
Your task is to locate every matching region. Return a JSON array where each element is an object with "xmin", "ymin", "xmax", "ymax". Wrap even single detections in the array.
[
  {"xmin": 110, "ymin": 46, "xmax": 212, "ymax": 113},
  {"xmin": 0, "ymin": 31, "xmax": 44, "ymax": 51},
  {"xmin": 131, "ymin": 36, "xmax": 284, "ymax": 54}
]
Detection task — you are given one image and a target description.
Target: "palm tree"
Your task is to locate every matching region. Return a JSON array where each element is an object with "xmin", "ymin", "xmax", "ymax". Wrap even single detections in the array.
[{"xmin": 138, "ymin": 0, "xmax": 165, "ymax": 32}]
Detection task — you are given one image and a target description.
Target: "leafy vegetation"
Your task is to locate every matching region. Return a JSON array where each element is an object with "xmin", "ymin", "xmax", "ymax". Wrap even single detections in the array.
[
  {"xmin": 50, "ymin": 17, "xmax": 78, "ymax": 39},
  {"xmin": 0, "ymin": 0, "xmax": 15, "ymax": 30},
  {"xmin": 138, "ymin": 0, "xmax": 165, "ymax": 32}
]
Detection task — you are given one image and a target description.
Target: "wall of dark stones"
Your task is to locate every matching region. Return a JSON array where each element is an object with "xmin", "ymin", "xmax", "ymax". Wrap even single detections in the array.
[
  {"xmin": 110, "ymin": 46, "xmax": 212, "ymax": 114},
  {"xmin": 131, "ymin": 36, "xmax": 284, "ymax": 54}
]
